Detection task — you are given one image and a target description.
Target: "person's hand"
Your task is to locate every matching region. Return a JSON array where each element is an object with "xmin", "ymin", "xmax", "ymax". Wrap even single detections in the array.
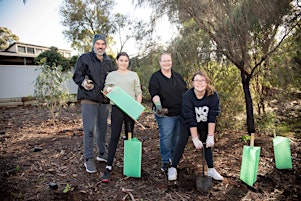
[
  {"xmin": 206, "ymin": 135, "xmax": 214, "ymax": 148},
  {"xmin": 82, "ymin": 79, "xmax": 94, "ymax": 90},
  {"xmin": 106, "ymin": 86, "xmax": 114, "ymax": 93},
  {"xmin": 155, "ymin": 102, "xmax": 162, "ymax": 113},
  {"xmin": 192, "ymin": 137, "xmax": 203, "ymax": 149},
  {"xmin": 139, "ymin": 111, "xmax": 145, "ymax": 119}
]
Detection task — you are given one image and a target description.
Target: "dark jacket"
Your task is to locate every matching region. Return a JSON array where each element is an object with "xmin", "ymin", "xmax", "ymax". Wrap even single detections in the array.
[
  {"xmin": 148, "ymin": 70, "xmax": 187, "ymax": 116},
  {"xmin": 73, "ymin": 52, "xmax": 115, "ymax": 103},
  {"xmin": 180, "ymin": 88, "xmax": 220, "ymax": 133}
]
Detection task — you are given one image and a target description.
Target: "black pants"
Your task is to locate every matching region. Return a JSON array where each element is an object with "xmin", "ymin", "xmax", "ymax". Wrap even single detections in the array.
[
  {"xmin": 171, "ymin": 120, "xmax": 214, "ymax": 168},
  {"xmin": 106, "ymin": 105, "xmax": 135, "ymax": 166}
]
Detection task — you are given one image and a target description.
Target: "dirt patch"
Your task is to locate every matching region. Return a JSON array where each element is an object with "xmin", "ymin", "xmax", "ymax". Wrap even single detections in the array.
[{"xmin": 0, "ymin": 103, "xmax": 300, "ymax": 201}]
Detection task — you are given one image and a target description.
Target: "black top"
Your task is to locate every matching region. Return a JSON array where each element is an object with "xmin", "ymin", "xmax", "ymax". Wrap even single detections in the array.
[
  {"xmin": 73, "ymin": 52, "xmax": 116, "ymax": 103},
  {"xmin": 148, "ymin": 69, "xmax": 187, "ymax": 116},
  {"xmin": 180, "ymin": 88, "xmax": 220, "ymax": 133}
]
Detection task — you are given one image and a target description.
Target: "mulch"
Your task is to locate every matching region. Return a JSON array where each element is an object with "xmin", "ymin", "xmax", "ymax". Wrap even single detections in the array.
[{"xmin": 0, "ymin": 103, "xmax": 300, "ymax": 201}]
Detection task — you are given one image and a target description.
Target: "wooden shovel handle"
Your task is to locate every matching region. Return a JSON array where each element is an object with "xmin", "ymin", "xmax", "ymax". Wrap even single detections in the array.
[
  {"xmin": 250, "ymin": 133, "xmax": 255, "ymax": 147},
  {"xmin": 128, "ymin": 132, "xmax": 132, "ymax": 140}
]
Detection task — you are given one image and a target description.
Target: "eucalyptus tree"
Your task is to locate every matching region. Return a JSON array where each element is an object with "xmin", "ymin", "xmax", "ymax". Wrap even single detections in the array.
[
  {"xmin": 166, "ymin": 19, "xmax": 218, "ymax": 80},
  {"xmin": 60, "ymin": 0, "xmax": 152, "ymax": 56},
  {"xmin": 135, "ymin": 0, "xmax": 300, "ymax": 134},
  {"xmin": 60, "ymin": 0, "xmax": 117, "ymax": 53},
  {"xmin": 113, "ymin": 13, "xmax": 153, "ymax": 54},
  {"xmin": 270, "ymin": 24, "xmax": 301, "ymax": 90}
]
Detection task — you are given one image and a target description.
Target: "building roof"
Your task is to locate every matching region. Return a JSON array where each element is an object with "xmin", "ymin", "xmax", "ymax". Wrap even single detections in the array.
[{"xmin": 0, "ymin": 41, "xmax": 71, "ymax": 65}]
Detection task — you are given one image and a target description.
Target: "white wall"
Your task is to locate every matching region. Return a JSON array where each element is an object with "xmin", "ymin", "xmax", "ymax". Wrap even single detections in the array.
[{"xmin": 0, "ymin": 65, "xmax": 77, "ymax": 99}]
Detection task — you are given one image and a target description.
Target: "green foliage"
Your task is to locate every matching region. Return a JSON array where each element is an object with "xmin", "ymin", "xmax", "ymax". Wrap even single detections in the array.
[
  {"xmin": 241, "ymin": 134, "xmax": 251, "ymax": 142},
  {"xmin": 255, "ymin": 111, "xmax": 289, "ymax": 137},
  {"xmin": 63, "ymin": 184, "xmax": 74, "ymax": 193},
  {"xmin": 11, "ymin": 192, "xmax": 23, "ymax": 199},
  {"xmin": 0, "ymin": 27, "xmax": 19, "ymax": 50},
  {"xmin": 34, "ymin": 62, "xmax": 72, "ymax": 125},
  {"xmin": 60, "ymin": 0, "xmax": 116, "ymax": 53},
  {"xmin": 209, "ymin": 64, "xmax": 245, "ymax": 130},
  {"xmin": 131, "ymin": 49, "xmax": 163, "ymax": 101},
  {"xmin": 34, "ymin": 46, "xmax": 72, "ymax": 71},
  {"xmin": 256, "ymin": 110, "xmax": 299, "ymax": 138},
  {"xmin": 135, "ymin": 0, "xmax": 298, "ymax": 134},
  {"xmin": 70, "ymin": 55, "xmax": 79, "ymax": 69},
  {"xmin": 269, "ymin": 26, "xmax": 301, "ymax": 91},
  {"xmin": 256, "ymin": 111, "xmax": 277, "ymax": 134}
]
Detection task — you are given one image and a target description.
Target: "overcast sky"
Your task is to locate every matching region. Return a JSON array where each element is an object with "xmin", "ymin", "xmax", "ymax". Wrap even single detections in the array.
[{"xmin": 0, "ymin": 0, "xmax": 177, "ymax": 56}]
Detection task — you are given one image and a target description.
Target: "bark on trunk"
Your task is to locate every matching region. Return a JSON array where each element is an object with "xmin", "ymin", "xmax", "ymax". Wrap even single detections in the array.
[{"xmin": 241, "ymin": 72, "xmax": 255, "ymax": 134}]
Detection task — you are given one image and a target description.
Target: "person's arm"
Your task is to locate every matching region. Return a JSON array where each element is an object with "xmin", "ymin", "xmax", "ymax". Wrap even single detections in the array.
[
  {"xmin": 136, "ymin": 94, "xmax": 142, "ymax": 103},
  {"xmin": 152, "ymin": 95, "xmax": 160, "ymax": 104},
  {"xmin": 190, "ymin": 127, "xmax": 198, "ymax": 139},
  {"xmin": 182, "ymin": 89, "xmax": 197, "ymax": 127},
  {"xmin": 206, "ymin": 92, "xmax": 220, "ymax": 147},
  {"xmin": 148, "ymin": 73, "xmax": 163, "ymax": 113},
  {"xmin": 208, "ymin": 123, "xmax": 215, "ymax": 136},
  {"xmin": 190, "ymin": 127, "xmax": 203, "ymax": 149},
  {"xmin": 148, "ymin": 73, "xmax": 160, "ymax": 104},
  {"xmin": 73, "ymin": 56, "xmax": 94, "ymax": 90},
  {"xmin": 103, "ymin": 73, "xmax": 114, "ymax": 93},
  {"xmin": 206, "ymin": 123, "xmax": 216, "ymax": 148},
  {"xmin": 134, "ymin": 73, "xmax": 143, "ymax": 103}
]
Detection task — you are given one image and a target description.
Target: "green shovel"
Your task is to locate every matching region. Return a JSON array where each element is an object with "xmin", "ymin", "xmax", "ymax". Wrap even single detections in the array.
[
  {"xmin": 123, "ymin": 123, "xmax": 142, "ymax": 178},
  {"xmin": 240, "ymin": 133, "xmax": 261, "ymax": 186},
  {"xmin": 273, "ymin": 130, "xmax": 292, "ymax": 169}
]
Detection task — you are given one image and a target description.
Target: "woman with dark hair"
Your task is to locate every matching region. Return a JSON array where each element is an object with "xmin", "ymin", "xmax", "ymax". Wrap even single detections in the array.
[
  {"xmin": 101, "ymin": 52, "xmax": 142, "ymax": 183},
  {"xmin": 168, "ymin": 71, "xmax": 224, "ymax": 181}
]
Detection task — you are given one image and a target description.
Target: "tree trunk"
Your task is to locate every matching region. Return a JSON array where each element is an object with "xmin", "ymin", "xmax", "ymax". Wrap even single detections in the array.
[{"xmin": 241, "ymin": 72, "xmax": 255, "ymax": 134}]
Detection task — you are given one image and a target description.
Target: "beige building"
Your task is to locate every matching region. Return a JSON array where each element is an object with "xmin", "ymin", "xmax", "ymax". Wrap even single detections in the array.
[{"xmin": 0, "ymin": 42, "xmax": 71, "ymax": 65}]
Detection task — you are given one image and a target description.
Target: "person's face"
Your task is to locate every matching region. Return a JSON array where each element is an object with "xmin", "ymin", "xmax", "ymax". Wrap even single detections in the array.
[
  {"xmin": 93, "ymin": 40, "xmax": 106, "ymax": 56},
  {"xmin": 159, "ymin": 54, "xmax": 172, "ymax": 71},
  {"xmin": 116, "ymin": 55, "xmax": 129, "ymax": 70},
  {"xmin": 192, "ymin": 74, "xmax": 207, "ymax": 92}
]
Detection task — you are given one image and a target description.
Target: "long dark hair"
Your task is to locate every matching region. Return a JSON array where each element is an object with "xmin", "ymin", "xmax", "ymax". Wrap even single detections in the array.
[
  {"xmin": 116, "ymin": 52, "xmax": 129, "ymax": 60},
  {"xmin": 116, "ymin": 52, "xmax": 130, "ymax": 68}
]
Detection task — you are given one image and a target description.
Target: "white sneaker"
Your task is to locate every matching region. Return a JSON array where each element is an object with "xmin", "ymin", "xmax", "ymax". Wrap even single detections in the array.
[
  {"xmin": 168, "ymin": 167, "xmax": 177, "ymax": 181},
  {"xmin": 96, "ymin": 156, "xmax": 107, "ymax": 162},
  {"xmin": 207, "ymin": 168, "xmax": 223, "ymax": 181}
]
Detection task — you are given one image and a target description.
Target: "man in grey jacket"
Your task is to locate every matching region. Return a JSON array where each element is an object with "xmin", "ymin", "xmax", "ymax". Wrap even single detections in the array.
[{"xmin": 73, "ymin": 34, "xmax": 115, "ymax": 173}]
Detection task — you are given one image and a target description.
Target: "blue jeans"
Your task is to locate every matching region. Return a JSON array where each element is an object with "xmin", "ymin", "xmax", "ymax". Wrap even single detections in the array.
[
  {"xmin": 82, "ymin": 103, "xmax": 108, "ymax": 159},
  {"xmin": 155, "ymin": 114, "xmax": 180, "ymax": 164}
]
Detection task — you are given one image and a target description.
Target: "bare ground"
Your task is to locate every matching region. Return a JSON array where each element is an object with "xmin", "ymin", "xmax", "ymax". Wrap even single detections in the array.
[{"xmin": 0, "ymin": 102, "xmax": 300, "ymax": 201}]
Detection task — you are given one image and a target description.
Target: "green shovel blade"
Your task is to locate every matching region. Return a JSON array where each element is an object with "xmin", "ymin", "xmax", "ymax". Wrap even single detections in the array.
[
  {"xmin": 240, "ymin": 145, "xmax": 261, "ymax": 186},
  {"xmin": 123, "ymin": 138, "xmax": 142, "ymax": 178},
  {"xmin": 273, "ymin": 136, "xmax": 292, "ymax": 169},
  {"xmin": 106, "ymin": 86, "xmax": 145, "ymax": 120}
]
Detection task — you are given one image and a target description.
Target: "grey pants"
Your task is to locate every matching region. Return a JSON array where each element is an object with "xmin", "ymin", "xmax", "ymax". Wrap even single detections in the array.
[{"xmin": 82, "ymin": 103, "xmax": 108, "ymax": 160}]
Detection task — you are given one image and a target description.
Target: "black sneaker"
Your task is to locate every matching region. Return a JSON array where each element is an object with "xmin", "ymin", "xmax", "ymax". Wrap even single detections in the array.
[{"xmin": 101, "ymin": 168, "xmax": 111, "ymax": 183}]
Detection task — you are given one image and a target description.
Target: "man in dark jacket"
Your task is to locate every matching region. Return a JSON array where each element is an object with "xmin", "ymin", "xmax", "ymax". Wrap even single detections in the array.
[{"xmin": 73, "ymin": 34, "xmax": 115, "ymax": 173}]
